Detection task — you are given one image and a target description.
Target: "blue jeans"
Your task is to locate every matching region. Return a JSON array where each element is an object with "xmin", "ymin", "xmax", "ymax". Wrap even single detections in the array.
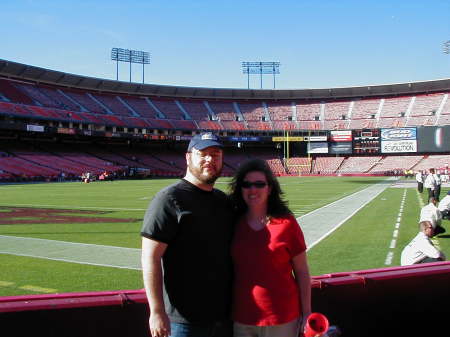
[{"xmin": 171, "ymin": 321, "xmax": 232, "ymax": 337}]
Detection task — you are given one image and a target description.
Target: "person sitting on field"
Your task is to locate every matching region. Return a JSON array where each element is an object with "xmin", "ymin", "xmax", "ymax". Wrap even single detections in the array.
[
  {"xmin": 401, "ymin": 221, "xmax": 446, "ymax": 266},
  {"xmin": 438, "ymin": 191, "xmax": 450, "ymax": 220},
  {"xmin": 420, "ymin": 196, "xmax": 445, "ymax": 236}
]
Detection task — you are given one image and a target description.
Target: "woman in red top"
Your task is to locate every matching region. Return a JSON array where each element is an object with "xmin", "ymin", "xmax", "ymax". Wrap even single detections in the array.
[{"xmin": 229, "ymin": 159, "xmax": 311, "ymax": 337}]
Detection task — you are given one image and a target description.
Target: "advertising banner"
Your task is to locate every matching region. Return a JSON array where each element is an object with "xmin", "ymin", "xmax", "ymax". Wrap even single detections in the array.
[
  {"xmin": 381, "ymin": 127, "xmax": 417, "ymax": 153},
  {"xmin": 381, "ymin": 127, "xmax": 416, "ymax": 141},
  {"xmin": 307, "ymin": 142, "xmax": 329, "ymax": 154},
  {"xmin": 381, "ymin": 140, "xmax": 417, "ymax": 153},
  {"xmin": 27, "ymin": 124, "xmax": 45, "ymax": 132},
  {"xmin": 329, "ymin": 142, "xmax": 352, "ymax": 154},
  {"xmin": 330, "ymin": 130, "xmax": 352, "ymax": 142}
]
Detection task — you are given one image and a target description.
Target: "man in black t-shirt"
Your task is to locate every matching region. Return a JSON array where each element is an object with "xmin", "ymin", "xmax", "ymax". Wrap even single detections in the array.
[{"xmin": 141, "ymin": 132, "xmax": 234, "ymax": 337}]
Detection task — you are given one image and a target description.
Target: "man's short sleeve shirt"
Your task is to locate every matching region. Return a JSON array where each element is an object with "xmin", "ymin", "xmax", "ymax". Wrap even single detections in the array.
[{"xmin": 141, "ymin": 179, "xmax": 234, "ymax": 324}]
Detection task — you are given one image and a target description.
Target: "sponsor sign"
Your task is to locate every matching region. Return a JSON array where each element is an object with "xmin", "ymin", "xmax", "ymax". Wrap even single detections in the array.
[
  {"xmin": 381, "ymin": 127, "xmax": 416, "ymax": 141},
  {"xmin": 329, "ymin": 142, "xmax": 352, "ymax": 154},
  {"xmin": 272, "ymin": 136, "xmax": 304, "ymax": 142},
  {"xmin": 330, "ymin": 130, "xmax": 352, "ymax": 142},
  {"xmin": 381, "ymin": 140, "xmax": 417, "ymax": 153},
  {"xmin": 307, "ymin": 142, "xmax": 329, "ymax": 154},
  {"xmin": 305, "ymin": 136, "xmax": 327, "ymax": 142},
  {"xmin": 57, "ymin": 128, "xmax": 75, "ymax": 135},
  {"xmin": 27, "ymin": 124, "xmax": 44, "ymax": 132},
  {"xmin": 229, "ymin": 136, "xmax": 260, "ymax": 142}
]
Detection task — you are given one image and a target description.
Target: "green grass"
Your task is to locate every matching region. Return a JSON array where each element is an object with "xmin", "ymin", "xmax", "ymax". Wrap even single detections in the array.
[{"xmin": 0, "ymin": 177, "xmax": 448, "ymax": 297}]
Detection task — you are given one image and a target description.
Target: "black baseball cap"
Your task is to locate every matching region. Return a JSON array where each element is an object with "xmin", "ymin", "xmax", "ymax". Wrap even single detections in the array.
[{"xmin": 187, "ymin": 132, "xmax": 223, "ymax": 152}]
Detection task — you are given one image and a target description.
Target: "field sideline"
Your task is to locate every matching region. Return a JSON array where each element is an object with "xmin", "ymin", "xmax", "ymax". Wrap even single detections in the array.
[{"xmin": 0, "ymin": 177, "xmax": 449, "ymax": 297}]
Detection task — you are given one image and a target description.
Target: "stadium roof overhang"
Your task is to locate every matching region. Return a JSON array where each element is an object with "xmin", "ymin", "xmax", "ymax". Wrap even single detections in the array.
[{"xmin": 1, "ymin": 58, "xmax": 450, "ymax": 100}]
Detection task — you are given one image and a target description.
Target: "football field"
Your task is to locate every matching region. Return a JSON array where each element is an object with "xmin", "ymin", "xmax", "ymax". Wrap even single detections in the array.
[{"xmin": 0, "ymin": 176, "xmax": 448, "ymax": 297}]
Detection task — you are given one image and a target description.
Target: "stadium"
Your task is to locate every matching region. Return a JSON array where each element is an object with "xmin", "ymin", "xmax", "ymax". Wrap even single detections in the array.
[{"xmin": 1, "ymin": 3, "xmax": 450, "ymax": 335}]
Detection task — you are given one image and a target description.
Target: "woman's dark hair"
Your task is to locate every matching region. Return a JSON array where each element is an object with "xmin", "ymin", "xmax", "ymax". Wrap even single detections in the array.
[{"xmin": 229, "ymin": 158, "xmax": 291, "ymax": 217}]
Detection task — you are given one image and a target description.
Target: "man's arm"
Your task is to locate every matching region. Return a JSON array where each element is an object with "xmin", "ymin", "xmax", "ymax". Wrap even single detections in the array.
[
  {"xmin": 292, "ymin": 251, "xmax": 312, "ymax": 334},
  {"xmin": 141, "ymin": 237, "xmax": 170, "ymax": 337}
]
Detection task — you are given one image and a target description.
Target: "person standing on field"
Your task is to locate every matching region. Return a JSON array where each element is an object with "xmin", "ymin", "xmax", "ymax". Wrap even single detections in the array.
[{"xmin": 141, "ymin": 132, "xmax": 234, "ymax": 337}]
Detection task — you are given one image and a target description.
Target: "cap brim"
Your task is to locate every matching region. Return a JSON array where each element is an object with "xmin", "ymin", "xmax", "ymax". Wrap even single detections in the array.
[{"xmin": 193, "ymin": 140, "xmax": 223, "ymax": 150}]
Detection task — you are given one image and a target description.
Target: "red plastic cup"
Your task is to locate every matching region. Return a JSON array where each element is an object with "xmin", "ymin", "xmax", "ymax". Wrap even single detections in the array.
[{"xmin": 302, "ymin": 312, "xmax": 329, "ymax": 337}]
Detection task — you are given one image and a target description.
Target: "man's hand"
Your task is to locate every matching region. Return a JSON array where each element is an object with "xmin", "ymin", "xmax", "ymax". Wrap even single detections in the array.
[{"xmin": 149, "ymin": 310, "xmax": 171, "ymax": 337}]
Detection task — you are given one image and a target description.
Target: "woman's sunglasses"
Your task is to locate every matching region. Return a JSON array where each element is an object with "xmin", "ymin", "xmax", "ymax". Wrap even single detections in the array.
[{"xmin": 242, "ymin": 181, "xmax": 268, "ymax": 189}]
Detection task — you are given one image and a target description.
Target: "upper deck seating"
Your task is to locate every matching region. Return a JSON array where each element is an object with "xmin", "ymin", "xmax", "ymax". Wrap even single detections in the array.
[
  {"xmin": 180, "ymin": 101, "xmax": 211, "ymax": 121},
  {"xmin": 267, "ymin": 103, "xmax": 293, "ymax": 121},
  {"xmin": 324, "ymin": 101, "xmax": 351, "ymax": 120},
  {"xmin": 348, "ymin": 119, "xmax": 377, "ymax": 129},
  {"xmin": 208, "ymin": 102, "xmax": 238, "ymax": 121},
  {"xmin": 380, "ymin": 96, "xmax": 412, "ymax": 118},
  {"xmin": 64, "ymin": 90, "xmax": 108, "ymax": 114},
  {"xmin": 14, "ymin": 83, "xmax": 61, "ymax": 108},
  {"xmin": 0, "ymin": 79, "xmax": 34, "ymax": 104},
  {"xmin": 92, "ymin": 94, "xmax": 134, "ymax": 117},
  {"xmin": 238, "ymin": 102, "xmax": 266, "ymax": 121},
  {"xmin": 296, "ymin": 102, "xmax": 321, "ymax": 121},
  {"xmin": 410, "ymin": 93, "xmax": 444, "ymax": 117},
  {"xmin": 351, "ymin": 98, "xmax": 381, "ymax": 119},
  {"xmin": 122, "ymin": 96, "xmax": 159, "ymax": 119},
  {"xmin": 150, "ymin": 99, "xmax": 184, "ymax": 120}
]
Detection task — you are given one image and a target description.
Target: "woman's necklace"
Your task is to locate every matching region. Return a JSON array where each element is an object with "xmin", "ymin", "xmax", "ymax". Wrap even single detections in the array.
[{"xmin": 246, "ymin": 214, "xmax": 269, "ymax": 231}]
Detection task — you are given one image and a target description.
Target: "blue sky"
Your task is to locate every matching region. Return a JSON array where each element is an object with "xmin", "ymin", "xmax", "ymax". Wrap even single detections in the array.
[{"xmin": 1, "ymin": 0, "xmax": 450, "ymax": 89}]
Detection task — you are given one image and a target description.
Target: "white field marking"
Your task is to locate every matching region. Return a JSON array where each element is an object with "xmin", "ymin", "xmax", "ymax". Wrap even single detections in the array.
[
  {"xmin": 304, "ymin": 179, "xmax": 395, "ymax": 250},
  {"xmin": 385, "ymin": 251, "xmax": 394, "ymax": 265},
  {"xmin": 0, "ymin": 204, "xmax": 146, "ymax": 211},
  {"xmin": 0, "ymin": 251, "xmax": 142, "ymax": 271},
  {"xmin": 0, "ymin": 235, "xmax": 139, "ymax": 251},
  {"xmin": 384, "ymin": 189, "xmax": 406, "ymax": 265},
  {"xmin": 19, "ymin": 285, "xmax": 57, "ymax": 293},
  {"xmin": 0, "ymin": 281, "xmax": 14, "ymax": 287},
  {"xmin": 390, "ymin": 239, "xmax": 397, "ymax": 249},
  {"xmin": 139, "ymin": 197, "xmax": 150, "ymax": 200}
]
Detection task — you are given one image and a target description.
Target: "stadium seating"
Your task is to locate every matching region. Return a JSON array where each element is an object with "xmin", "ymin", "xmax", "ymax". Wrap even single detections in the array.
[
  {"xmin": 324, "ymin": 101, "xmax": 351, "ymax": 121},
  {"xmin": 63, "ymin": 89, "xmax": 108, "ymax": 114},
  {"xmin": 337, "ymin": 156, "xmax": 382, "ymax": 173},
  {"xmin": 296, "ymin": 102, "xmax": 321, "ymax": 121},
  {"xmin": 266, "ymin": 103, "xmax": 293, "ymax": 121},
  {"xmin": 180, "ymin": 100, "xmax": 212, "ymax": 121},
  {"xmin": 150, "ymin": 98, "xmax": 184, "ymax": 119},
  {"xmin": 351, "ymin": 98, "xmax": 381, "ymax": 120},
  {"xmin": 313, "ymin": 156, "xmax": 345, "ymax": 174},
  {"xmin": 379, "ymin": 96, "xmax": 412, "ymax": 118},
  {"xmin": 413, "ymin": 154, "xmax": 450, "ymax": 172},
  {"xmin": 121, "ymin": 96, "xmax": 159, "ymax": 119},
  {"xmin": 369, "ymin": 155, "xmax": 424, "ymax": 174},
  {"xmin": 285, "ymin": 157, "xmax": 311, "ymax": 174},
  {"xmin": 91, "ymin": 93, "xmax": 135, "ymax": 117}
]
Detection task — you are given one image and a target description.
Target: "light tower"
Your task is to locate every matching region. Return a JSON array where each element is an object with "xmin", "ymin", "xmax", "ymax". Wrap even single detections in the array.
[{"xmin": 111, "ymin": 48, "xmax": 150, "ymax": 83}]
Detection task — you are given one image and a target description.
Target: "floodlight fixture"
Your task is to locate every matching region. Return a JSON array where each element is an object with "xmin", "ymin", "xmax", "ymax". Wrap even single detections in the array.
[
  {"xmin": 444, "ymin": 40, "xmax": 450, "ymax": 54},
  {"xmin": 111, "ymin": 48, "xmax": 150, "ymax": 83},
  {"xmin": 242, "ymin": 61, "xmax": 280, "ymax": 89}
]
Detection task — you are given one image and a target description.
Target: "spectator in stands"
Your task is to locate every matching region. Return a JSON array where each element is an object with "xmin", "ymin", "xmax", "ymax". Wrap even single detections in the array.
[
  {"xmin": 424, "ymin": 168, "xmax": 437, "ymax": 200},
  {"xmin": 438, "ymin": 191, "xmax": 450, "ymax": 220},
  {"xmin": 415, "ymin": 170, "xmax": 424, "ymax": 193},
  {"xmin": 420, "ymin": 196, "xmax": 445, "ymax": 236},
  {"xmin": 401, "ymin": 220, "xmax": 445, "ymax": 266},
  {"xmin": 141, "ymin": 132, "xmax": 233, "ymax": 337},
  {"xmin": 228, "ymin": 158, "xmax": 311, "ymax": 337}
]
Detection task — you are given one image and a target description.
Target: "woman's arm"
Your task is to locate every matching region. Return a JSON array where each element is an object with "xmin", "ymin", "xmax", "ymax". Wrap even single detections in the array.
[{"xmin": 292, "ymin": 251, "xmax": 312, "ymax": 333}]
